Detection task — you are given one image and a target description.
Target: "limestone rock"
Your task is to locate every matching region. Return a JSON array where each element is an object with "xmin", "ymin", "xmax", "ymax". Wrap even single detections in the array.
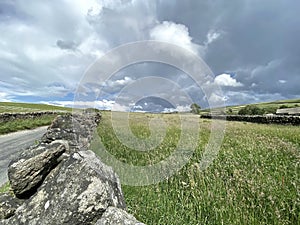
[
  {"xmin": 1, "ymin": 112, "xmax": 144, "ymax": 225},
  {"xmin": 4, "ymin": 150, "xmax": 126, "ymax": 225},
  {"xmin": 95, "ymin": 207, "xmax": 145, "ymax": 225},
  {"xmin": 8, "ymin": 141, "xmax": 67, "ymax": 198},
  {"xmin": 0, "ymin": 193, "xmax": 23, "ymax": 220},
  {"xmin": 41, "ymin": 113, "xmax": 100, "ymax": 151},
  {"xmin": 0, "ymin": 111, "xmax": 57, "ymax": 123}
]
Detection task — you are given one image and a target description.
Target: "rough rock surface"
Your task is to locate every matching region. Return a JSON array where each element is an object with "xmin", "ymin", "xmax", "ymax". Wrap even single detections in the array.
[
  {"xmin": 200, "ymin": 114, "xmax": 300, "ymax": 125},
  {"xmin": 0, "ymin": 111, "xmax": 58, "ymax": 123},
  {"xmin": 95, "ymin": 207, "xmax": 145, "ymax": 225},
  {"xmin": 7, "ymin": 141, "xmax": 67, "ymax": 198},
  {"xmin": 7, "ymin": 112, "xmax": 100, "ymax": 199},
  {"xmin": 4, "ymin": 150, "xmax": 126, "ymax": 225},
  {"xmin": 0, "ymin": 193, "xmax": 23, "ymax": 220},
  {"xmin": 1, "ymin": 112, "xmax": 144, "ymax": 224},
  {"xmin": 41, "ymin": 113, "xmax": 101, "ymax": 151}
]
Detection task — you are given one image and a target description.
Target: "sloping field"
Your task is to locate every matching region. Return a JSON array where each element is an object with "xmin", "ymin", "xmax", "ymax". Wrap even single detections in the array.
[
  {"xmin": 0, "ymin": 102, "xmax": 72, "ymax": 134},
  {"xmin": 0, "ymin": 102, "xmax": 71, "ymax": 113},
  {"xmin": 227, "ymin": 99, "xmax": 300, "ymax": 114},
  {"xmin": 92, "ymin": 111, "xmax": 300, "ymax": 225},
  {"xmin": 200, "ymin": 98, "xmax": 300, "ymax": 115}
]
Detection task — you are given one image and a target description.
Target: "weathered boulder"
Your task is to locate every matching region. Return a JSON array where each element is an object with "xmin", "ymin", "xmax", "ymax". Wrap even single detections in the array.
[
  {"xmin": 95, "ymin": 207, "xmax": 145, "ymax": 225},
  {"xmin": 41, "ymin": 113, "xmax": 100, "ymax": 151},
  {"xmin": 0, "ymin": 193, "xmax": 23, "ymax": 220},
  {"xmin": 1, "ymin": 112, "xmax": 144, "ymax": 225},
  {"xmin": 42, "ymin": 127, "xmax": 79, "ymax": 150},
  {"xmin": 8, "ymin": 141, "xmax": 68, "ymax": 198},
  {"xmin": 4, "ymin": 150, "xmax": 126, "ymax": 225}
]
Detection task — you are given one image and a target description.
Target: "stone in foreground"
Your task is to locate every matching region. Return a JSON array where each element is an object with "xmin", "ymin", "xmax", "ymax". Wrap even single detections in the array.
[
  {"xmin": 7, "ymin": 141, "xmax": 67, "ymax": 198},
  {"xmin": 4, "ymin": 150, "xmax": 126, "ymax": 225},
  {"xmin": 95, "ymin": 207, "xmax": 145, "ymax": 225},
  {"xmin": 0, "ymin": 193, "xmax": 23, "ymax": 220}
]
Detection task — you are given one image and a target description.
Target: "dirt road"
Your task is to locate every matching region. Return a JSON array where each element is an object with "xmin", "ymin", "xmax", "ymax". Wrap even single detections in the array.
[{"xmin": 0, "ymin": 126, "xmax": 48, "ymax": 186}]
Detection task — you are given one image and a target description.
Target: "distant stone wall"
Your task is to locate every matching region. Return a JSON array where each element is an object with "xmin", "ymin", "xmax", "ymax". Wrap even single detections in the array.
[
  {"xmin": 0, "ymin": 112, "xmax": 145, "ymax": 225},
  {"xmin": 0, "ymin": 111, "xmax": 61, "ymax": 123},
  {"xmin": 201, "ymin": 114, "xmax": 300, "ymax": 125}
]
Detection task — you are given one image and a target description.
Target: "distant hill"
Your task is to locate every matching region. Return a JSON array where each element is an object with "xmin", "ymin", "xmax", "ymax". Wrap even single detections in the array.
[
  {"xmin": 200, "ymin": 98, "xmax": 300, "ymax": 115},
  {"xmin": 0, "ymin": 102, "xmax": 72, "ymax": 113}
]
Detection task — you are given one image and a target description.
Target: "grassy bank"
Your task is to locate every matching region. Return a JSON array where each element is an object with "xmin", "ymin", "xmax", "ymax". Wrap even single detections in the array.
[
  {"xmin": 0, "ymin": 102, "xmax": 71, "ymax": 113},
  {"xmin": 0, "ymin": 102, "xmax": 72, "ymax": 135},
  {"xmin": 0, "ymin": 115, "xmax": 57, "ymax": 135},
  {"xmin": 0, "ymin": 182, "xmax": 10, "ymax": 194},
  {"xmin": 199, "ymin": 98, "xmax": 300, "ymax": 115},
  {"xmin": 92, "ymin": 111, "xmax": 300, "ymax": 225}
]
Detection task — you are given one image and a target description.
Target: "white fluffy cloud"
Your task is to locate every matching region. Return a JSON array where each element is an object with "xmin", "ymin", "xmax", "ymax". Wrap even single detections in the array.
[
  {"xmin": 0, "ymin": 0, "xmax": 113, "ymax": 100},
  {"xmin": 43, "ymin": 99, "xmax": 115, "ymax": 110},
  {"xmin": 106, "ymin": 76, "xmax": 134, "ymax": 87},
  {"xmin": 214, "ymin": 74, "xmax": 243, "ymax": 87},
  {"xmin": 162, "ymin": 105, "xmax": 191, "ymax": 113},
  {"xmin": 278, "ymin": 80, "xmax": 286, "ymax": 84},
  {"xmin": 0, "ymin": 92, "xmax": 11, "ymax": 102},
  {"xmin": 205, "ymin": 30, "xmax": 221, "ymax": 45},
  {"xmin": 43, "ymin": 99, "xmax": 133, "ymax": 111},
  {"xmin": 1, "ymin": 0, "xmax": 299, "ymax": 109},
  {"xmin": 150, "ymin": 21, "xmax": 200, "ymax": 54}
]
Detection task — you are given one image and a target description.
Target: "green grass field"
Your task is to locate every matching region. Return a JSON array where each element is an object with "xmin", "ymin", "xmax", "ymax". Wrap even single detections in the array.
[
  {"xmin": 0, "ymin": 182, "xmax": 11, "ymax": 194},
  {"xmin": 0, "ymin": 102, "xmax": 72, "ymax": 113},
  {"xmin": 91, "ymin": 111, "xmax": 300, "ymax": 225},
  {"xmin": 0, "ymin": 102, "xmax": 72, "ymax": 134},
  {"xmin": 200, "ymin": 98, "xmax": 300, "ymax": 115},
  {"xmin": 0, "ymin": 115, "xmax": 57, "ymax": 135},
  {"xmin": 0, "ymin": 100, "xmax": 299, "ymax": 224}
]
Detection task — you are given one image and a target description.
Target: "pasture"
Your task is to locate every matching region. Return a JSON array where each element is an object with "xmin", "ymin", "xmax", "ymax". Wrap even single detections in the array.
[
  {"xmin": 0, "ymin": 102, "xmax": 71, "ymax": 134},
  {"xmin": 0, "ymin": 102, "xmax": 71, "ymax": 113},
  {"xmin": 92, "ymin": 111, "xmax": 300, "ymax": 225}
]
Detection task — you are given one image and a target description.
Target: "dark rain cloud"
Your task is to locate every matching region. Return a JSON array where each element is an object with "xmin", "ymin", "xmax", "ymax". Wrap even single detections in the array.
[
  {"xmin": 157, "ymin": 0, "xmax": 300, "ymax": 102},
  {"xmin": 56, "ymin": 40, "xmax": 78, "ymax": 50},
  {"xmin": 0, "ymin": 0, "xmax": 299, "ymax": 107}
]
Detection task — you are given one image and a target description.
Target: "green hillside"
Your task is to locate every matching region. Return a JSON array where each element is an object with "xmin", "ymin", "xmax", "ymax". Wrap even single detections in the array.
[
  {"xmin": 200, "ymin": 98, "xmax": 300, "ymax": 115},
  {"xmin": 0, "ymin": 102, "xmax": 72, "ymax": 113},
  {"xmin": 91, "ymin": 111, "xmax": 300, "ymax": 224},
  {"xmin": 0, "ymin": 102, "xmax": 72, "ymax": 134}
]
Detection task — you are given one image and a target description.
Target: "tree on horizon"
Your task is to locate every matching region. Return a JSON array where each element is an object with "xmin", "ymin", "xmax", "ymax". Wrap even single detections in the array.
[{"xmin": 190, "ymin": 103, "xmax": 201, "ymax": 114}]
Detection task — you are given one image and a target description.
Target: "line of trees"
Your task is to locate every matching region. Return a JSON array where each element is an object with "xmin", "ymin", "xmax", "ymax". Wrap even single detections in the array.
[
  {"xmin": 189, "ymin": 103, "xmax": 287, "ymax": 115},
  {"xmin": 238, "ymin": 105, "xmax": 265, "ymax": 115}
]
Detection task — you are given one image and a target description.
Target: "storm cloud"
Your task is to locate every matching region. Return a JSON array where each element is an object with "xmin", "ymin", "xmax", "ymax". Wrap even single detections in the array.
[{"xmin": 0, "ymin": 0, "xmax": 299, "ymax": 109}]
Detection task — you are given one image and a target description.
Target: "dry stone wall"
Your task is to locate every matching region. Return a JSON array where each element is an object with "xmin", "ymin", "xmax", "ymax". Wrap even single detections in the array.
[
  {"xmin": 0, "ymin": 112, "xmax": 145, "ymax": 225},
  {"xmin": 0, "ymin": 112, "xmax": 59, "ymax": 123},
  {"xmin": 201, "ymin": 114, "xmax": 300, "ymax": 125}
]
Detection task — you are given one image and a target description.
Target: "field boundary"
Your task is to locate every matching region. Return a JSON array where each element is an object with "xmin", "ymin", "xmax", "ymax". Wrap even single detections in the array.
[
  {"xmin": 201, "ymin": 114, "xmax": 300, "ymax": 125},
  {"xmin": 0, "ymin": 111, "xmax": 67, "ymax": 123}
]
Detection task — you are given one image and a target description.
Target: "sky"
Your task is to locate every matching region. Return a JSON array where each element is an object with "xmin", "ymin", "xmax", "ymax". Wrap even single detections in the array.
[{"xmin": 0, "ymin": 0, "xmax": 299, "ymax": 112}]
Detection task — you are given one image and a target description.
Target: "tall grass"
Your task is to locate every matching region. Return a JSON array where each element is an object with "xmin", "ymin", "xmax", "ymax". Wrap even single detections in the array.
[
  {"xmin": 0, "ymin": 102, "xmax": 71, "ymax": 113},
  {"xmin": 0, "ymin": 115, "xmax": 56, "ymax": 134},
  {"xmin": 0, "ymin": 182, "xmax": 10, "ymax": 193},
  {"xmin": 92, "ymin": 111, "xmax": 299, "ymax": 225}
]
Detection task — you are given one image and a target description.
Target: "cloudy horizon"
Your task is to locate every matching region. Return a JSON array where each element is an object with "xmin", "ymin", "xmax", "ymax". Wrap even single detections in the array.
[{"xmin": 0, "ymin": 0, "xmax": 299, "ymax": 112}]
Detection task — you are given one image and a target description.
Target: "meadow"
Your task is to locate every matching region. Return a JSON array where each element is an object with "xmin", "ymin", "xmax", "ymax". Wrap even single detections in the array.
[
  {"xmin": 199, "ymin": 98, "xmax": 300, "ymax": 115},
  {"xmin": 0, "ymin": 102, "xmax": 298, "ymax": 224},
  {"xmin": 0, "ymin": 102, "xmax": 71, "ymax": 113},
  {"xmin": 0, "ymin": 102, "xmax": 71, "ymax": 134},
  {"xmin": 91, "ymin": 111, "xmax": 300, "ymax": 225},
  {"xmin": 0, "ymin": 115, "xmax": 57, "ymax": 135}
]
